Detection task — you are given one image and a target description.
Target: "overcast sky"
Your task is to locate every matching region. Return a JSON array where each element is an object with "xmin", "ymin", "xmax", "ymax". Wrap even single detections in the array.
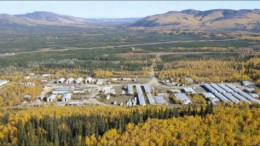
[{"xmin": 0, "ymin": 1, "xmax": 259, "ymax": 18}]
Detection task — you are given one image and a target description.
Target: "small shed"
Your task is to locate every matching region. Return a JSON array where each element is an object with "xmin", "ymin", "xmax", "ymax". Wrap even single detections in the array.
[
  {"xmin": 121, "ymin": 78, "xmax": 132, "ymax": 81},
  {"xmin": 170, "ymin": 89, "xmax": 181, "ymax": 93},
  {"xmin": 24, "ymin": 95, "xmax": 32, "ymax": 100},
  {"xmin": 155, "ymin": 96, "xmax": 168, "ymax": 105},
  {"xmin": 85, "ymin": 77, "xmax": 93, "ymax": 84},
  {"xmin": 73, "ymin": 88, "xmax": 85, "ymax": 94},
  {"xmin": 57, "ymin": 78, "xmax": 65, "ymax": 84},
  {"xmin": 174, "ymin": 93, "xmax": 192, "ymax": 105},
  {"xmin": 47, "ymin": 94, "xmax": 57, "ymax": 102},
  {"xmin": 65, "ymin": 78, "xmax": 74, "ymax": 84},
  {"xmin": 75, "ymin": 77, "xmax": 83, "ymax": 84},
  {"xmin": 243, "ymin": 88, "xmax": 255, "ymax": 93},
  {"xmin": 241, "ymin": 81, "xmax": 253, "ymax": 86},
  {"xmin": 62, "ymin": 93, "xmax": 72, "ymax": 102},
  {"xmin": 95, "ymin": 79, "xmax": 105, "ymax": 85},
  {"xmin": 182, "ymin": 87, "xmax": 195, "ymax": 94},
  {"xmin": 185, "ymin": 77, "xmax": 194, "ymax": 83}
]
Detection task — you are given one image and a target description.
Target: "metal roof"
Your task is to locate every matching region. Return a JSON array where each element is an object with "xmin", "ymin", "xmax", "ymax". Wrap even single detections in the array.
[
  {"xmin": 225, "ymin": 83, "xmax": 241, "ymax": 92},
  {"xmin": 62, "ymin": 93, "xmax": 72, "ymax": 100},
  {"xmin": 54, "ymin": 86, "xmax": 74, "ymax": 91},
  {"xmin": 222, "ymin": 92, "xmax": 240, "ymax": 103},
  {"xmin": 214, "ymin": 92, "xmax": 230, "ymax": 103},
  {"xmin": 137, "ymin": 93, "xmax": 146, "ymax": 106},
  {"xmin": 57, "ymin": 78, "xmax": 65, "ymax": 83},
  {"xmin": 202, "ymin": 92, "xmax": 220, "ymax": 102},
  {"xmin": 238, "ymin": 91, "xmax": 260, "ymax": 104},
  {"xmin": 127, "ymin": 84, "xmax": 134, "ymax": 94},
  {"xmin": 147, "ymin": 93, "xmax": 156, "ymax": 105},
  {"xmin": 203, "ymin": 84, "xmax": 218, "ymax": 93},
  {"xmin": 182, "ymin": 87, "xmax": 195, "ymax": 93},
  {"xmin": 75, "ymin": 78, "xmax": 83, "ymax": 83},
  {"xmin": 218, "ymin": 83, "xmax": 234, "ymax": 93},
  {"xmin": 48, "ymin": 94, "xmax": 57, "ymax": 100},
  {"xmin": 155, "ymin": 96, "xmax": 168, "ymax": 105},
  {"xmin": 136, "ymin": 84, "xmax": 143, "ymax": 94},
  {"xmin": 52, "ymin": 91, "xmax": 69, "ymax": 94},
  {"xmin": 66, "ymin": 78, "xmax": 74, "ymax": 83},
  {"xmin": 185, "ymin": 77, "xmax": 193, "ymax": 83},
  {"xmin": 231, "ymin": 92, "xmax": 250, "ymax": 104},
  {"xmin": 143, "ymin": 84, "xmax": 151, "ymax": 94},
  {"xmin": 210, "ymin": 83, "xmax": 226, "ymax": 93},
  {"xmin": 171, "ymin": 89, "xmax": 181, "ymax": 93},
  {"xmin": 241, "ymin": 81, "xmax": 253, "ymax": 86},
  {"xmin": 174, "ymin": 93, "xmax": 192, "ymax": 104}
]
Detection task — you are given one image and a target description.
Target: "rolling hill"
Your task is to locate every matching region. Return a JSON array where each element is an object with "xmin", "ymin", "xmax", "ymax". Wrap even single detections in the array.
[
  {"xmin": 0, "ymin": 10, "xmax": 260, "ymax": 31},
  {"xmin": 132, "ymin": 9, "xmax": 260, "ymax": 31},
  {"xmin": 0, "ymin": 11, "xmax": 140, "ymax": 27}
]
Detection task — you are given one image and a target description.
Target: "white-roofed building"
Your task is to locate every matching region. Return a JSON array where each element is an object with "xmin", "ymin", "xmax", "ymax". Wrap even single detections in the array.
[
  {"xmin": 65, "ymin": 78, "xmax": 74, "ymax": 84},
  {"xmin": 0, "ymin": 80, "xmax": 8, "ymax": 87},
  {"xmin": 170, "ymin": 89, "xmax": 181, "ymax": 93},
  {"xmin": 62, "ymin": 93, "xmax": 72, "ymax": 102},
  {"xmin": 241, "ymin": 81, "xmax": 253, "ymax": 86},
  {"xmin": 47, "ymin": 94, "xmax": 57, "ymax": 102},
  {"xmin": 95, "ymin": 79, "xmax": 105, "ymax": 85},
  {"xmin": 155, "ymin": 96, "xmax": 168, "ymax": 105},
  {"xmin": 202, "ymin": 92, "xmax": 220, "ymax": 103},
  {"xmin": 57, "ymin": 78, "xmax": 65, "ymax": 84},
  {"xmin": 174, "ymin": 93, "xmax": 192, "ymax": 105},
  {"xmin": 73, "ymin": 88, "xmax": 85, "ymax": 94},
  {"xmin": 75, "ymin": 77, "xmax": 83, "ymax": 84},
  {"xmin": 85, "ymin": 77, "xmax": 93, "ymax": 84},
  {"xmin": 182, "ymin": 87, "xmax": 195, "ymax": 94}
]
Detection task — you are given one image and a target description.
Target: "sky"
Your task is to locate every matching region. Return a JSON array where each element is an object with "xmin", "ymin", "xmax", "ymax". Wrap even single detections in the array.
[{"xmin": 0, "ymin": 1, "xmax": 259, "ymax": 18}]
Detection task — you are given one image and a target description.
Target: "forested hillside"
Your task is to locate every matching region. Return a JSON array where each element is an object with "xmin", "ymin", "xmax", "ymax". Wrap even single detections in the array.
[{"xmin": 0, "ymin": 104, "xmax": 259, "ymax": 145}]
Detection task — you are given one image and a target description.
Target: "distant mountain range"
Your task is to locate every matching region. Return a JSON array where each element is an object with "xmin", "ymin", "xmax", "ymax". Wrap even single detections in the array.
[
  {"xmin": 0, "ymin": 9, "xmax": 260, "ymax": 31},
  {"xmin": 0, "ymin": 11, "xmax": 141, "ymax": 27},
  {"xmin": 132, "ymin": 9, "xmax": 260, "ymax": 31}
]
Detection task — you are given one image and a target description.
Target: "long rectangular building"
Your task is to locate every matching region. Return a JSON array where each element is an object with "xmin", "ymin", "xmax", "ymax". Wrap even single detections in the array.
[
  {"xmin": 146, "ymin": 93, "xmax": 156, "ymax": 105},
  {"xmin": 202, "ymin": 92, "xmax": 220, "ymax": 102},
  {"xmin": 238, "ymin": 91, "xmax": 260, "ymax": 104},
  {"xmin": 218, "ymin": 83, "xmax": 234, "ymax": 93},
  {"xmin": 222, "ymin": 92, "xmax": 240, "ymax": 103},
  {"xmin": 136, "ymin": 84, "xmax": 143, "ymax": 94},
  {"xmin": 143, "ymin": 84, "xmax": 151, "ymax": 94},
  {"xmin": 225, "ymin": 83, "xmax": 241, "ymax": 92},
  {"xmin": 210, "ymin": 83, "xmax": 226, "ymax": 93},
  {"xmin": 127, "ymin": 84, "xmax": 134, "ymax": 95},
  {"xmin": 137, "ymin": 93, "xmax": 146, "ymax": 106},
  {"xmin": 214, "ymin": 92, "xmax": 230, "ymax": 103},
  {"xmin": 226, "ymin": 83, "xmax": 259, "ymax": 104},
  {"xmin": 203, "ymin": 84, "xmax": 218, "ymax": 93},
  {"xmin": 231, "ymin": 92, "xmax": 250, "ymax": 104}
]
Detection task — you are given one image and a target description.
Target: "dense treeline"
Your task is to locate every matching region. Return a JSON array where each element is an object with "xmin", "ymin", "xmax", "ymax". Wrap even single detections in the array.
[
  {"xmin": 97, "ymin": 105, "xmax": 260, "ymax": 146},
  {"xmin": 13, "ymin": 105, "xmax": 213, "ymax": 146},
  {"xmin": 0, "ymin": 26, "xmax": 203, "ymax": 53},
  {"xmin": 0, "ymin": 48, "xmax": 155, "ymax": 71},
  {"xmin": 0, "ymin": 105, "xmax": 213, "ymax": 145},
  {"xmin": 160, "ymin": 52, "xmax": 255, "ymax": 62},
  {"xmin": 157, "ymin": 58, "xmax": 260, "ymax": 84},
  {"xmin": 0, "ymin": 104, "xmax": 259, "ymax": 145}
]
